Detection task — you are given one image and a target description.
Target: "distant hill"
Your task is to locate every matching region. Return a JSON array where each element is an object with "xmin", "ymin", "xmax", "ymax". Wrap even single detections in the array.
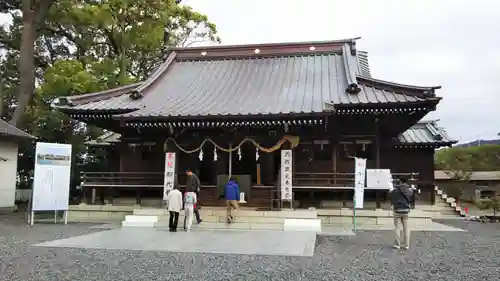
[{"xmin": 455, "ymin": 139, "xmax": 500, "ymax": 148}]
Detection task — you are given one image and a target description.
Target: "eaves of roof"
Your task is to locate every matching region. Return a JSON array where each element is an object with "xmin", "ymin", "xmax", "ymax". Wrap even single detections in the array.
[{"xmin": 0, "ymin": 119, "xmax": 35, "ymax": 140}]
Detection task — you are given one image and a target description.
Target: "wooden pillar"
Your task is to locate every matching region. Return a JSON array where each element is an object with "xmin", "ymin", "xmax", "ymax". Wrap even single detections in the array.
[{"xmin": 374, "ymin": 118, "xmax": 382, "ymax": 209}]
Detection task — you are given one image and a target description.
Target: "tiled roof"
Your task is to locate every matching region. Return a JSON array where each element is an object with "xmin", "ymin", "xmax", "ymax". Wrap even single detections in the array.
[
  {"xmin": 84, "ymin": 130, "xmax": 121, "ymax": 146},
  {"xmin": 396, "ymin": 120, "xmax": 455, "ymax": 145},
  {"xmin": 53, "ymin": 38, "xmax": 441, "ymax": 118},
  {"xmin": 0, "ymin": 119, "xmax": 35, "ymax": 139}
]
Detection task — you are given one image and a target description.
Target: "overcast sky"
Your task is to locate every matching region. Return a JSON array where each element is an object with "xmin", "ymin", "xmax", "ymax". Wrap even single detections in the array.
[{"xmin": 187, "ymin": 0, "xmax": 500, "ymax": 143}]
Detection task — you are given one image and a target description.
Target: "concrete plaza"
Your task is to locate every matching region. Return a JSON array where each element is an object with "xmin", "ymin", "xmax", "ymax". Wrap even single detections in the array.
[{"xmin": 1, "ymin": 212, "xmax": 498, "ymax": 281}]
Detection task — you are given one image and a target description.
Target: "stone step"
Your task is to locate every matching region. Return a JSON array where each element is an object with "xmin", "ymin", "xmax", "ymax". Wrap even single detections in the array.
[
  {"xmin": 122, "ymin": 221, "xmax": 156, "ymax": 227},
  {"xmin": 133, "ymin": 208, "xmax": 317, "ymax": 219},
  {"xmin": 283, "ymin": 219, "xmax": 322, "ymax": 232},
  {"xmin": 155, "ymin": 214, "xmax": 286, "ymax": 224},
  {"xmin": 124, "ymin": 215, "xmax": 158, "ymax": 223},
  {"xmin": 154, "ymin": 221, "xmax": 284, "ymax": 231}
]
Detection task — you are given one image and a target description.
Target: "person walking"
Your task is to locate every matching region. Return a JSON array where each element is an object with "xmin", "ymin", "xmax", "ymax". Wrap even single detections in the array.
[
  {"xmin": 224, "ymin": 177, "xmax": 240, "ymax": 223},
  {"xmin": 165, "ymin": 186, "xmax": 183, "ymax": 232},
  {"xmin": 183, "ymin": 190, "xmax": 197, "ymax": 232},
  {"xmin": 185, "ymin": 169, "xmax": 203, "ymax": 224},
  {"xmin": 389, "ymin": 177, "xmax": 414, "ymax": 250}
]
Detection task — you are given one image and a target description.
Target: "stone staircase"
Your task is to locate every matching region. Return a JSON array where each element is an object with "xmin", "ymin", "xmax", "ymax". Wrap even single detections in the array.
[
  {"xmin": 416, "ymin": 186, "xmax": 464, "ymax": 218},
  {"xmin": 123, "ymin": 207, "xmax": 321, "ymax": 231}
]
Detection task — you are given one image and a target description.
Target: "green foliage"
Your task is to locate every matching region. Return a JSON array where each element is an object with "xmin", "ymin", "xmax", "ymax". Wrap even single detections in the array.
[
  {"xmin": 0, "ymin": 0, "xmax": 220, "ymax": 191},
  {"xmin": 474, "ymin": 195, "xmax": 500, "ymax": 216},
  {"xmin": 435, "ymin": 145, "xmax": 500, "ymax": 179}
]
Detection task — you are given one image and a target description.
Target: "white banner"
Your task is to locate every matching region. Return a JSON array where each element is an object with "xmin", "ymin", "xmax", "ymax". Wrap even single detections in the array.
[
  {"xmin": 280, "ymin": 150, "xmax": 293, "ymax": 201},
  {"xmin": 32, "ymin": 142, "xmax": 72, "ymax": 211},
  {"xmin": 366, "ymin": 169, "xmax": 393, "ymax": 190},
  {"xmin": 354, "ymin": 157, "xmax": 367, "ymax": 209},
  {"xmin": 163, "ymin": 152, "xmax": 176, "ymax": 200}
]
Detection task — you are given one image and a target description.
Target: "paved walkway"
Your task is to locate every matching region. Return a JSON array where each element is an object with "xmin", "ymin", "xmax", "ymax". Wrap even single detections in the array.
[{"xmin": 33, "ymin": 228, "xmax": 318, "ymax": 257}]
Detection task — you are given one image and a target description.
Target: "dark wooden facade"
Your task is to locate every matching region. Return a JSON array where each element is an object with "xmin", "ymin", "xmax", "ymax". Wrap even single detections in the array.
[{"xmin": 54, "ymin": 38, "xmax": 456, "ymax": 209}]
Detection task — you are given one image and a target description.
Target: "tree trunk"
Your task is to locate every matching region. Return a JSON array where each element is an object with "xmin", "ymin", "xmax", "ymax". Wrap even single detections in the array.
[
  {"xmin": 0, "ymin": 70, "xmax": 4, "ymax": 119},
  {"xmin": 9, "ymin": 1, "xmax": 37, "ymax": 127},
  {"xmin": 10, "ymin": 0, "xmax": 55, "ymax": 127}
]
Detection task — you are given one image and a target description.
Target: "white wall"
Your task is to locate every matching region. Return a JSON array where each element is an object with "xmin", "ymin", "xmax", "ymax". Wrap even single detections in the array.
[{"xmin": 0, "ymin": 141, "xmax": 18, "ymax": 209}]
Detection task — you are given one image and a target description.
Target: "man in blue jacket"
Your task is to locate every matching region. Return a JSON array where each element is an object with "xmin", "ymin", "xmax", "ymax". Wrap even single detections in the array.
[{"xmin": 224, "ymin": 177, "xmax": 240, "ymax": 223}]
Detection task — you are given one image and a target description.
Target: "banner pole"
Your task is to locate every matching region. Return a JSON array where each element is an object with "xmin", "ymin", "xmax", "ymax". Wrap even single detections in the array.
[
  {"xmin": 64, "ymin": 210, "xmax": 68, "ymax": 225},
  {"xmin": 30, "ymin": 210, "xmax": 34, "ymax": 226},
  {"xmin": 54, "ymin": 211, "xmax": 57, "ymax": 224},
  {"xmin": 353, "ymin": 195, "xmax": 357, "ymax": 232}
]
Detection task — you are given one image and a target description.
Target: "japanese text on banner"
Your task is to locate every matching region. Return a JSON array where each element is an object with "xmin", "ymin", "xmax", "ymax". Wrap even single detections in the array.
[
  {"xmin": 163, "ymin": 152, "xmax": 176, "ymax": 200},
  {"xmin": 281, "ymin": 150, "xmax": 293, "ymax": 201}
]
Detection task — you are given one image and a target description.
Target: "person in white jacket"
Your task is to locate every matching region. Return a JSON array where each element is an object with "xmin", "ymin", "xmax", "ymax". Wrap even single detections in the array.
[
  {"xmin": 166, "ymin": 187, "xmax": 183, "ymax": 232},
  {"xmin": 183, "ymin": 191, "xmax": 197, "ymax": 232}
]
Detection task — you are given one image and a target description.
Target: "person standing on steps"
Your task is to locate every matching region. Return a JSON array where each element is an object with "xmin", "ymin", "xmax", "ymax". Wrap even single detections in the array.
[
  {"xmin": 224, "ymin": 177, "xmax": 240, "ymax": 223},
  {"xmin": 166, "ymin": 186, "xmax": 183, "ymax": 232},
  {"xmin": 185, "ymin": 168, "xmax": 203, "ymax": 224},
  {"xmin": 389, "ymin": 177, "xmax": 414, "ymax": 250},
  {"xmin": 183, "ymin": 189, "xmax": 197, "ymax": 232}
]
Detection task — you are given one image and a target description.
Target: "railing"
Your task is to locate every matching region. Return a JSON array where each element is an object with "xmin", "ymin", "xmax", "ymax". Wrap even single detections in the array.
[
  {"xmin": 293, "ymin": 172, "xmax": 419, "ymax": 188},
  {"xmin": 80, "ymin": 171, "xmax": 217, "ymax": 205},
  {"xmin": 81, "ymin": 171, "xmax": 164, "ymax": 188}
]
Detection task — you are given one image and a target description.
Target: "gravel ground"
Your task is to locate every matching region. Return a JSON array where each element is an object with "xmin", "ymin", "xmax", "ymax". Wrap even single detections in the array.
[{"xmin": 1, "ymin": 213, "xmax": 499, "ymax": 281}]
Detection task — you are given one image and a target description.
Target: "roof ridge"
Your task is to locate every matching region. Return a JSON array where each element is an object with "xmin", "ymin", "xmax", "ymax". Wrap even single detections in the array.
[
  {"xmin": 54, "ymin": 82, "xmax": 142, "ymax": 107},
  {"xmin": 130, "ymin": 51, "xmax": 177, "ymax": 99},
  {"xmin": 171, "ymin": 38, "xmax": 361, "ymax": 51},
  {"xmin": 357, "ymin": 75, "xmax": 441, "ymax": 91},
  {"xmin": 341, "ymin": 43, "xmax": 361, "ymax": 94}
]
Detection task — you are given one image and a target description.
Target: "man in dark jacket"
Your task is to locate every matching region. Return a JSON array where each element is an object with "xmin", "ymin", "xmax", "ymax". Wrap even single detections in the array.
[
  {"xmin": 185, "ymin": 169, "xmax": 202, "ymax": 224},
  {"xmin": 389, "ymin": 177, "xmax": 414, "ymax": 250}
]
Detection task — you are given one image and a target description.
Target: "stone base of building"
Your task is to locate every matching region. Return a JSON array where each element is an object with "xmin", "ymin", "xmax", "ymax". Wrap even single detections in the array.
[
  {"xmin": 66, "ymin": 204, "xmax": 435, "ymax": 228},
  {"xmin": 0, "ymin": 205, "xmax": 17, "ymax": 214}
]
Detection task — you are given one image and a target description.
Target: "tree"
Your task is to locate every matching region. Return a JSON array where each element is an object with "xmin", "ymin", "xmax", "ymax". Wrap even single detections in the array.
[
  {"xmin": 2, "ymin": 0, "xmax": 220, "ymax": 125},
  {"xmin": 0, "ymin": 0, "xmax": 56, "ymax": 126},
  {"xmin": 435, "ymin": 145, "xmax": 500, "ymax": 178},
  {"xmin": 435, "ymin": 147, "xmax": 474, "ymax": 180},
  {"xmin": 475, "ymin": 195, "xmax": 500, "ymax": 218},
  {"xmin": 0, "ymin": 0, "xmax": 220, "ymax": 190}
]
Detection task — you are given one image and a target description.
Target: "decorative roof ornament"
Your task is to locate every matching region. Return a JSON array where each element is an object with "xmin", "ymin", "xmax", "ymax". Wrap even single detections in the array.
[
  {"xmin": 198, "ymin": 149, "xmax": 203, "ymax": 161},
  {"xmin": 255, "ymin": 148, "xmax": 259, "ymax": 161},
  {"xmin": 213, "ymin": 147, "xmax": 218, "ymax": 161},
  {"xmin": 237, "ymin": 147, "xmax": 242, "ymax": 161}
]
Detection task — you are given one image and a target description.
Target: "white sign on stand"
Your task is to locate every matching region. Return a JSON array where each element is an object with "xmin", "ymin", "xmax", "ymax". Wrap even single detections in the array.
[
  {"xmin": 163, "ymin": 152, "xmax": 176, "ymax": 200},
  {"xmin": 31, "ymin": 142, "xmax": 72, "ymax": 226},
  {"xmin": 366, "ymin": 169, "xmax": 393, "ymax": 189},
  {"xmin": 354, "ymin": 157, "xmax": 367, "ymax": 209},
  {"xmin": 280, "ymin": 150, "xmax": 293, "ymax": 201}
]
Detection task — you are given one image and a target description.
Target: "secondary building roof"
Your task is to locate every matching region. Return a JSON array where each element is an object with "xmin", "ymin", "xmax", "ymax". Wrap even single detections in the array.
[
  {"xmin": 0, "ymin": 119, "xmax": 35, "ymax": 140},
  {"xmin": 395, "ymin": 120, "xmax": 456, "ymax": 147},
  {"xmin": 54, "ymin": 38, "xmax": 441, "ymax": 120}
]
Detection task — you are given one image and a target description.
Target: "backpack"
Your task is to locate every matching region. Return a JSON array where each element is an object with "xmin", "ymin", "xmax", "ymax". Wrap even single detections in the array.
[{"xmin": 185, "ymin": 192, "xmax": 195, "ymax": 204}]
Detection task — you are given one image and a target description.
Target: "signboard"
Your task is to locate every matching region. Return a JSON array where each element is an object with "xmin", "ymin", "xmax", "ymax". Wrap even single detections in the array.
[
  {"xmin": 354, "ymin": 157, "xmax": 367, "ymax": 209},
  {"xmin": 32, "ymin": 142, "xmax": 72, "ymax": 211},
  {"xmin": 163, "ymin": 152, "xmax": 176, "ymax": 200},
  {"xmin": 280, "ymin": 150, "xmax": 293, "ymax": 201},
  {"xmin": 366, "ymin": 169, "xmax": 393, "ymax": 189}
]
